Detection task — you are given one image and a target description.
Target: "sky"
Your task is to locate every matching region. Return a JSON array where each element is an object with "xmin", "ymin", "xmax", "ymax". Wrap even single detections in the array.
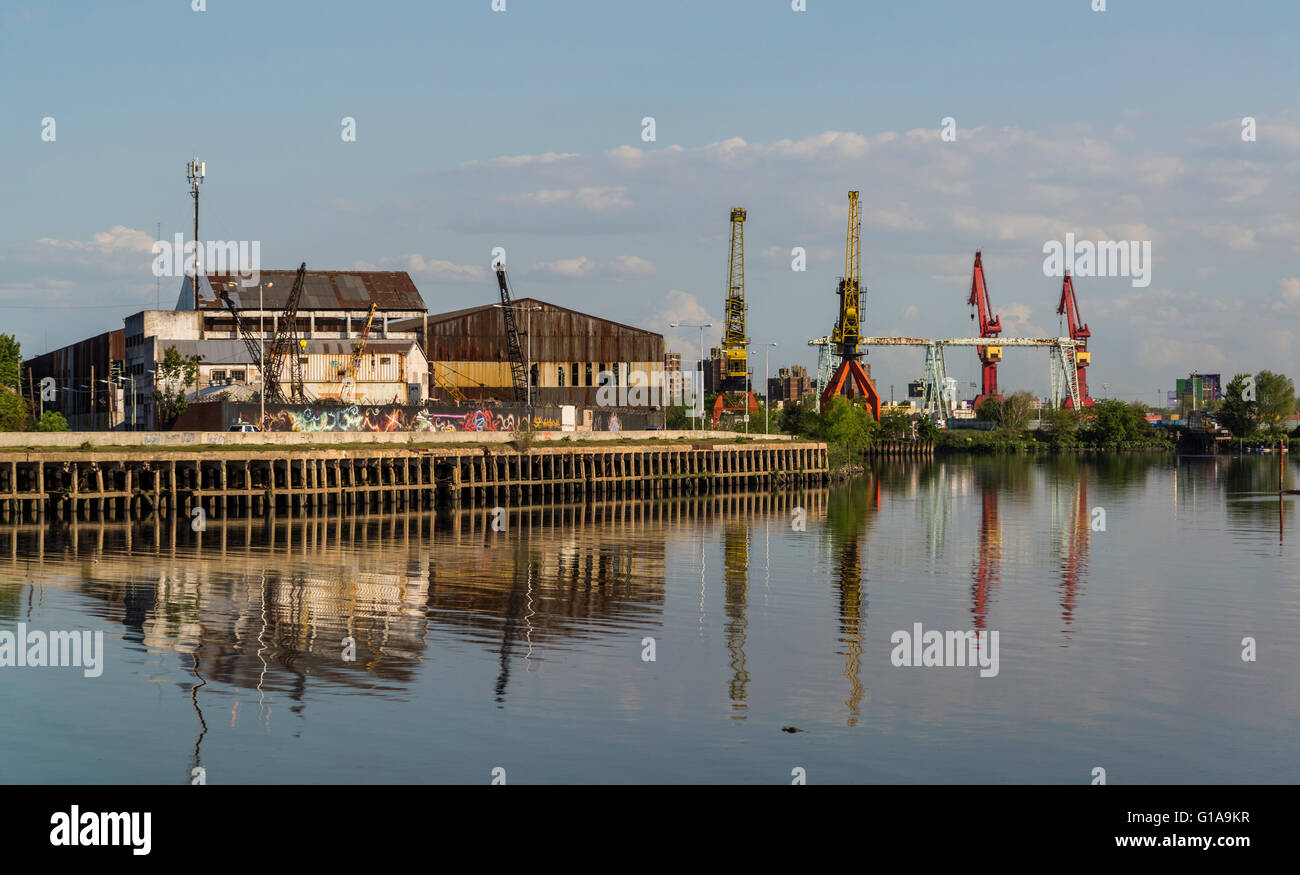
[{"xmin": 1, "ymin": 0, "xmax": 1298, "ymax": 404}]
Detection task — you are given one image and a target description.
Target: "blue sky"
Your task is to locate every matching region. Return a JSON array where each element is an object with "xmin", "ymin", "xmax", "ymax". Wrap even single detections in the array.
[{"xmin": 2, "ymin": 0, "xmax": 1298, "ymax": 402}]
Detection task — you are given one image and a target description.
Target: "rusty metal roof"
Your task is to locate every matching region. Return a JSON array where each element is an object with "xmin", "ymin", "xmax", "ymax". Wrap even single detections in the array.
[{"xmin": 193, "ymin": 271, "xmax": 426, "ymax": 312}]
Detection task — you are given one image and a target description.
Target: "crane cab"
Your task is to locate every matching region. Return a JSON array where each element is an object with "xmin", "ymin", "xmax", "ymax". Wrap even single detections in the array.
[
  {"xmin": 984, "ymin": 346, "xmax": 1002, "ymax": 362},
  {"xmin": 1075, "ymin": 351, "xmax": 1090, "ymax": 366}
]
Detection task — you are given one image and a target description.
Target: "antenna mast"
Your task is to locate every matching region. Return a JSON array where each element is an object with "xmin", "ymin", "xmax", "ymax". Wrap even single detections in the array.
[{"xmin": 186, "ymin": 157, "xmax": 205, "ymax": 309}]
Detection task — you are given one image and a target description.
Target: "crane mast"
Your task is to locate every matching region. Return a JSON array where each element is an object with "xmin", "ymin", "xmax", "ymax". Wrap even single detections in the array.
[
  {"xmin": 819, "ymin": 190, "xmax": 881, "ymax": 418},
  {"xmin": 722, "ymin": 207, "xmax": 749, "ymax": 390},
  {"xmin": 711, "ymin": 207, "xmax": 759, "ymax": 426},
  {"xmin": 1057, "ymin": 272, "xmax": 1094, "ymax": 407},
  {"xmin": 832, "ymin": 191, "xmax": 863, "ymax": 359},
  {"xmin": 968, "ymin": 251, "xmax": 1003, "ymax": 409}
]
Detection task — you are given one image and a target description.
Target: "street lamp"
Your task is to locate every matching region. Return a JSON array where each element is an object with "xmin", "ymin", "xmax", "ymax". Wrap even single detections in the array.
[
  {"xmin": 494, "ymin": 303, "xmax": 542, "ymax": 425},
  {"xmin": 670, "ymin": 321, "xmax": 713, "ymax": 431},
  {"xmin": 759, "ymin": 342, "xmax": 778, "ymax": 434}
]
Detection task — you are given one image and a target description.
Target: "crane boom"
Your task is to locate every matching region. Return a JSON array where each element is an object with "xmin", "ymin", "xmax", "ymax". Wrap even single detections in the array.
[
  {"xmin": 1057, "ymin": 271, "xmax": 1094, "ymax": 407},
  {"xmin": 968, "ymin": 251, "xmax": 1003, "ymax": 408},
  {"xmin": 262, "ymin": 262, "xmax": 308, "ymax": 403},
  {"xmin": 495, "ymin": 266, "xmax": 528, "ymax": 402},
  {"xmin": 217, "ymin": 285, "xmax": 266, "ymax": 392}
]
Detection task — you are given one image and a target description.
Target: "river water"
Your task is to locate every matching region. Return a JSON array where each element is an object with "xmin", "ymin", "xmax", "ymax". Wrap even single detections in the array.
[{"xmin": 2, "ymin": 454, "xmax": 1296, "ymax": 784}]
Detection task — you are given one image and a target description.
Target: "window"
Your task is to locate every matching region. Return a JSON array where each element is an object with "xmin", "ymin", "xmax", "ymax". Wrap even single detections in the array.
[
  {"xmin": 380, "ymin": 357, "xmax": 392, "ymax": 365},
  {"xmin": 298, "ymin": 357, "xmax": 308, "ymax": 365},
  {"xmin": 231, "ymin": 370, "xmax": 246, "ymax": 381},
  {"xmin": 586, "ymin": 363, "xmax": 593, "ymax": 386},
  {"xmin": 211, "ymin": 370, "xmax": 227, "ymax": 383},
  {"xmin": 557, "ymin": 366, "xmax": 566, "ymax": 387},
  {"xmin": 572, "ymin": 363, "xmax": 580, "ymax": 387},
  {"xmin": 530, "ymin": 364, "xmax": 539, "ymax": 386}
]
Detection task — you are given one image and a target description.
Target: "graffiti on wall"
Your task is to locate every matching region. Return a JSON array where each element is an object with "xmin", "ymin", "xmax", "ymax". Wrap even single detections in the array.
[{"xmin": 237, "ymin": 405, "xmax": 524, "ymax": 433}]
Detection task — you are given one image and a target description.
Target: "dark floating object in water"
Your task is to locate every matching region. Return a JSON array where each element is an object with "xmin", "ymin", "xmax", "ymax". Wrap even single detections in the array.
[{"xmin": 781, "ymin": 726, "xmax": 806, "ymax": 733}]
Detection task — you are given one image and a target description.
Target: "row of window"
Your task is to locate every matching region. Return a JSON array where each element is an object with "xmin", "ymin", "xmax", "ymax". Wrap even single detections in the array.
[{"xmin": 553, "ymin": 363, "xmax": 623, "ymax": 388}]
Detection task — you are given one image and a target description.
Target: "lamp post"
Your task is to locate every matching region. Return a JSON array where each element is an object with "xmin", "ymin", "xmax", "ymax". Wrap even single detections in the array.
[
  {"xmin": 494, "ymin": 303, "xmax": 542, "ymax": 426},
  {"xmin": 670, "ymin": 321, "xmax": 713, "ymax": 431},
  {"xmin": 760, "ymin": 342, "xmax": 778, "ymax": 434}
]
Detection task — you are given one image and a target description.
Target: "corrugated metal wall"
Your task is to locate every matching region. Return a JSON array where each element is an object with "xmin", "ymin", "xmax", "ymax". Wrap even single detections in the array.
[{"xmin": 426, "ymin": 304, "xmax": 662, "ymax": 364}]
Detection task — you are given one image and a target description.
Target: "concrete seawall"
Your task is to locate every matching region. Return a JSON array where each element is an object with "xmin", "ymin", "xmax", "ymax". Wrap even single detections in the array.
[
  {"xmin": 0, "ymin": 428, "xmax": 788, "ymax": 450},
  {"xmin": 0, "ymin": 440, "xmax": 829, "ymax": 520}
]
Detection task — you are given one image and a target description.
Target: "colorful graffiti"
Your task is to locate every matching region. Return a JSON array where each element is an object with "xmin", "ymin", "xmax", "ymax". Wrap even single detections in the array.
[{"xmin": 236, "ymin": 404, "xmax": 524, "ymax": 433}]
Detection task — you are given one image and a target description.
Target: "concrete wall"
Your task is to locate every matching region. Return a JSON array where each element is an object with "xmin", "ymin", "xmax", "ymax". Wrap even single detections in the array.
[{"xmin": 0, "ymin": 429, "xmax": 795, "ymax": 449}]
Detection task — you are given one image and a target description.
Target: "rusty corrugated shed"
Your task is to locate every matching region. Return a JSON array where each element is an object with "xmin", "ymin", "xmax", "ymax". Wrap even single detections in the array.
[
  {"xmin": 199, "ymin": 270, "xmax": 426, "ymax": 312},
  {"xmin": 424, "ymin": 298, "xmax": 663, "ymax": 363}
]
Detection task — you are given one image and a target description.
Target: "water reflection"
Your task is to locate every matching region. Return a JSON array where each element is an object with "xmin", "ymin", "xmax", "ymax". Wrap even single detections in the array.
[
  {"xmin": 825, "ymin": 477, "xmax": 878, "ymax": 725},
  {"xmin": 6, "ymin": 452, "xmax": 1298, "ymax": 784}
]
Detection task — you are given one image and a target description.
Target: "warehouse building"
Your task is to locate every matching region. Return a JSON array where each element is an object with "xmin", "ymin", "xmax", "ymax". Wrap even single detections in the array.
[
  {"xmin": 395, "ymin": 298, "xmax": 666, "ymax": 408},
  {"xmin": 23, "ymin": 328, "xmax": 126, "ymax": 430},
  {"xmin": 27, "ymin": 269, "xmax": 429, "ymax": 429}
]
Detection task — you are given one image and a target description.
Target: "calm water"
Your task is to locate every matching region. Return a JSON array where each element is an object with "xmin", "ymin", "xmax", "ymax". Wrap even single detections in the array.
[{"xmin": 2, "ymin": 454, "xmax": 1297, "ymax": 784}]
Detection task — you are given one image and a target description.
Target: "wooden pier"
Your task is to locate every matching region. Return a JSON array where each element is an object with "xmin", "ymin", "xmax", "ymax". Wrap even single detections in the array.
[{"xmin": 0, "ymin": 441, "xmax": 829, "ymax": 521}]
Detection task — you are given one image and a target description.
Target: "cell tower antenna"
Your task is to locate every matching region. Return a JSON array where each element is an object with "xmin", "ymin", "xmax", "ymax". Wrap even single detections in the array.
[{"xmin": 186, "ymin": 157, "xmax": 205, "ymax": 309}]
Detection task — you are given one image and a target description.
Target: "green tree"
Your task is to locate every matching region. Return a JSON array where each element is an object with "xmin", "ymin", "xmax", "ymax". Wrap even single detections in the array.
[
  {"xmin": 34, "ymin": 410, "xmax": 69, "ymax": 432},
  {"xmin": 152, "ymin": 345, "xmax": 200, "ymax": 430},
  {"xmin": 1000, "ymin": 390, "xmax": 1036, "ymax": 430},
  {"xmin": 880, "ymin": 407, "xmax": 912, "ymax": 439},
  {"xmin": 1217, "ymin": 373, "xmax": 1258, "ymax": 438},
  {"xmin": 1082, "ymin": 399, "xmax": 1153, "ymax": 445},
  {"xmin": 914, "ymin": 415, "xmax": 940, "ymax": 441},
  {"xmin": 0, "ymin": 388, "xmax": 28, "ymax": 431},
  {"xmin": 0, "ymin": 334, "xmax": 20, "ymax": 391},
  {"xmin": 821, "ymin": 395, "xmax": 878, "ymax": 457},
  {"xmin": 1040, "ymin": 407, "xmax": 1080, "ymax": 445},
  {"xmin": 778, "ymin": 398, "xmax": 822, "ymax": 438},
  {"xmin": 1254, "ymin": 370, "xmax": 1295, "ymax": 438},
  {"xmin": 975, "ymin": 396, "xmax": 1002, "ymax": 424}
]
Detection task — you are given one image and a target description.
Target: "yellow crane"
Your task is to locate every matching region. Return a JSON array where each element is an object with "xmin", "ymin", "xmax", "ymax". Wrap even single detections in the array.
[{"xmin": 711, "ymin": 207, "xmax": 759, "ymax": 426}]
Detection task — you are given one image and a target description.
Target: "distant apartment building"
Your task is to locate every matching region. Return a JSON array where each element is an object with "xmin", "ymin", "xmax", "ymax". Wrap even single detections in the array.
[{"xmin": 768, "ymin": 364, "xmax": 814, "ymax": 404}]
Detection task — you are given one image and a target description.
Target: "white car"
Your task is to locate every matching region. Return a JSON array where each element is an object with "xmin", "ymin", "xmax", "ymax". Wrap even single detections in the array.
[{"xmin": 227, "ymin": 423, "xmax": 261, "ymax": 433}]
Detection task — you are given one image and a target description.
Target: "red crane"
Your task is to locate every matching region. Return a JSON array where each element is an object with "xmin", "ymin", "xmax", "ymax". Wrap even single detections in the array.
[
  {"xmin": 968, "ymin": 251, "xmax": 1002, "ymax": 409},
  {"xmin": 1057, "ymin": 271, "xmax": 1094, "ymax": 407}
]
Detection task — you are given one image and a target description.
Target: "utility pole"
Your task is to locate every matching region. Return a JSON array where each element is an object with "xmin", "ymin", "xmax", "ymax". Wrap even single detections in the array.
[{"xmin": 186, "ymin": 158, "xmax": 205, "ymax": 310}]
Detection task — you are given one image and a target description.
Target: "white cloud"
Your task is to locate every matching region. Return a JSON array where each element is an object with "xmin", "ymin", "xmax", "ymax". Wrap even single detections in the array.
[
  {"xmin": 528, "ymin": 254, "xmax": 655, "ymax": 280},
  {"xmin": 361, "ymin": 254, "xmax": 489, "ymax": 283},
  {"xmin": 38, "ymin": 225, "xmax": 155, "ymax": 253}
]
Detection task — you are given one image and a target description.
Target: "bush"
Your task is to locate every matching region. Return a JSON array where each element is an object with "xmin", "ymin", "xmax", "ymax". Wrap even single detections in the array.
[{"xmin": 34, "ymin": 411, "xmax": 70, "ymax": 432}]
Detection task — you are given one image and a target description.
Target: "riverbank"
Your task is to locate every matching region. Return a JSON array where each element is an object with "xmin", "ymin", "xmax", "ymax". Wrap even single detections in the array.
[{"xmin": 0, "ymin": 439, "xmax": 829, "ymax": 520}]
